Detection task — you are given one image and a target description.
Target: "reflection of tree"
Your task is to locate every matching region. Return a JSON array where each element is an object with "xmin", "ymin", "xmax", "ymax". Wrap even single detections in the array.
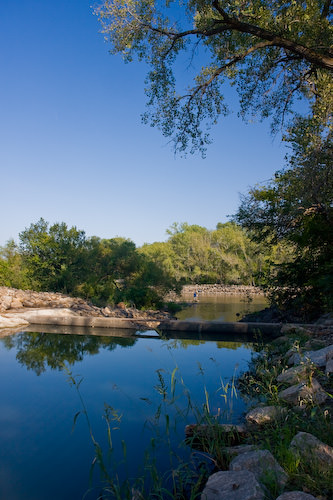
[
  {"xmin": 1, "ymin": 332, "xmax": 136, "ymax": 376},
  {"xmin": 165, "ymin": 339, "xmax": 249, "ymax": 351}
]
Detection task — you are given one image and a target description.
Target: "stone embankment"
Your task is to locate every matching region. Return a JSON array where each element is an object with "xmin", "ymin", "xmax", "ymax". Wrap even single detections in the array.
[{"xmin": 182, "ymin": 284, "xmax": 265, "ymax": 295}]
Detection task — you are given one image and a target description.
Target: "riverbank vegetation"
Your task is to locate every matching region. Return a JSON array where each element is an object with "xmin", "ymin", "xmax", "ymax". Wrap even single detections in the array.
[
  {"xmin": 0, "ymin": 219, "xmax": 282, "ymax": 310},
  {"xmin": 0, "ymin": 210, "xmax": 331, "ymax": 318}
]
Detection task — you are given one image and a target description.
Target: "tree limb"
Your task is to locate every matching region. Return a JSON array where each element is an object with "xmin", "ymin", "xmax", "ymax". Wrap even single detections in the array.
[
  {"xmin": 321, "ymin": 0, "xmax": 332, "ymax": 18},
  {"xmin": 211, "ymin": 1, "xmax": 333, "ymax": 71}
]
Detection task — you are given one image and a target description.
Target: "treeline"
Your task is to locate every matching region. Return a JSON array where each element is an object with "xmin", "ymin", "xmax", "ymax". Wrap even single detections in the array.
[
  {"xmin": 140, "ymin": 222, "xmax": 287, "ymax": 286},
  {"xmin": 0, "ymin": 219, "xmax": 280, "ymax": 309},
  {"xmin": 0, "ymin": 219, "xmax": 175, "ymax": 309}
]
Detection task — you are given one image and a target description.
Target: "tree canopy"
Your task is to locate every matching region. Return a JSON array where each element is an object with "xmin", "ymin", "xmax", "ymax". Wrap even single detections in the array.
[
  {"xmin": 236, "ymin": 125, "xmax": 333, "ymax": 316},
  {"xmin": 96, "ymin": 0, "xmax": 332, "ymax": 153}
]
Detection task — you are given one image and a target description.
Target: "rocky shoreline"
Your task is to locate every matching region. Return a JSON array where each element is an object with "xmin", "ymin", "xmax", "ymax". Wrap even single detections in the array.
[
  {"xmin": 192, "ymin": 326, "xmax": 333, "ymax": 500},
  {"xmin": 0, "ymin": 286, "xmax": 173, "ymax": 319}
]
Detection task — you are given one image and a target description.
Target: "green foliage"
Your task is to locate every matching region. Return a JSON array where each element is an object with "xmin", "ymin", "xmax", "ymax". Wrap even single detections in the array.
[
  {"xmin": 141, "ymin": 221, "xmax": 277, "ymax": 286},
  {"xmin": 19, "ymin": 218, "xmax": 87, "ymax": 294},
  {"xmin": 236, "ymin": 128, "xmax": 333, "ymax": 317},
  {"xmin": 96, "ymin": 0, "xmax": 332, "ymax": 154},
  {"xmin": 1, "ymin": 218, "xmax": 178, "ymax": 309},
  {"xmin": 0, "ymin": 239, "xmax": 30, "ymax": 289}
]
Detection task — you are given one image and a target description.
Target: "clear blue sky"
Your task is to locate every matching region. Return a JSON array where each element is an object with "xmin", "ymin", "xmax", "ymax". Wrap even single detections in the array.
[{"xmin": 1, "ymin": 0, "xmax": 287, "ymax": 247}]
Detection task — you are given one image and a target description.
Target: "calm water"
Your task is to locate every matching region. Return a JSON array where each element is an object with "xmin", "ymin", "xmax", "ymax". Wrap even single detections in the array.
[
  {"xmin": 0, "ymin": 296, "xmax": 265, "ymax": 499},
  {"xmin": 176, "ymin": 293, "xmax": 267, "ymax": 322}
]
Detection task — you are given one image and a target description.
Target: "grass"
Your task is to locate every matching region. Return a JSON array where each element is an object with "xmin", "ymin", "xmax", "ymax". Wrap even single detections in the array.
[
  {"xmin": 66, "ymin": 363, "xmax": 241, "ymax": 499},
  {"xmin": 237, "ymin": 335, "xmax": 333, "ymax": 499}
]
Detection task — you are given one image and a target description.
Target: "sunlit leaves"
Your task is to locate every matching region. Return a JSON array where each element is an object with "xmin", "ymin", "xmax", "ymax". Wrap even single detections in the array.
[{"xmin": 96, "ymin": 0, "xmax": 332, "ymax": 154}]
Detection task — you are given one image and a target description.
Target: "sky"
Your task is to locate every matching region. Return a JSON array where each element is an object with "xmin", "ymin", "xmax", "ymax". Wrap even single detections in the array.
[{"xmin": 1, "ymin": 0, "xmax": 288, "ymax": 248}]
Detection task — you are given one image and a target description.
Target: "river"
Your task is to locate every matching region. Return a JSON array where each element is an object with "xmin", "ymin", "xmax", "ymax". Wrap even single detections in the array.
[{"xmin": 0, "ymin": 295, "xmax": 267, "ymax": 499}]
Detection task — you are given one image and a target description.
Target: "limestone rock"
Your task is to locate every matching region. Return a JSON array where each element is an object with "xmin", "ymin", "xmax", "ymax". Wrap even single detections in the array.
[
  {"xmin": 1, "ymin": 294, "xmax": 12, "ymax": 310},
  {"xmin": 326, "ymin": 358, "xmax": 333, "ymax": 375},
  {"xmin": 245, "ymin": 406, "xmax": 287, "ymax": 426},
  {"xmin": 289, "ymin": 432, "xmax": 333, "ymax": 473},
  {"xmin": 6, "ymin": 308, "xmax": 80, "ymax": 321},
  {"xmin": 10, "ymin": 298, "xmax": 23, "ymax": 308},
  {"xmin": 286, "ymin": 351, "xmax": 302, "ymax": 366},
  {"xmin": 303, "ymin": 345, "xmax": 333, "ymax": 367},
  {"xmin": 327, "ymin": 349, "xmax": 333, "ymax": 361},
  {"xmin": 229, "ymin": 449, "xmax": 288, "ymax": 489},
  {"xmin": 201, "ymin": 470, "xmax": 265, "ymax": 500},
  {"xmin": 278, "ymin": 378, "xmax": 327, "ymax": 406},
  {"xmin": 276, "ymin": 492, "xmax": 319, "ymax": 500},
  {"xmin": 276, "ymin": 365, "xmax": 314, "ymax": 385},
  {"xmin": 0, "ymin": 315, "xmax": 29, "ymax": 328}
]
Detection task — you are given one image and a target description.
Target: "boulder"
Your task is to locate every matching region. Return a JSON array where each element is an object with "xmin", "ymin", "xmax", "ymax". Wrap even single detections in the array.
[
  {"xmin": 278, "ymin": 378, "xmax": 327, "ymax": 406},
  {"xmin": 303, "ymin": 345, "xmax": 333, "ymax": 367},
  {"xmin": 229, "ymin": 449, "xmax": 288, "ymax": 489},
  {"xmin": 286, "ymin": 351, "xmax": 302, "ymax": 366},
  {"xmin": 245, "ymin": 406, "xmax": 287, "ymax": 426},
  {"xmin": 276, "ymin": 493, "xmax": 319, "ymax": 500},
  {"xmin": 1, "ymin": 294, "xmax": 12, "ymax": 311},
  {"xmin": 201, "ymin": 470, "xmax": 265, "ymax": 500},
  {"xmin": 289, "ymin": 432, "xmax": 333, "ymax": 473},
  {"xmin": 10, "ymin": 298, "xmax": 23, "ymax": 309},
  {"xmin": 276, "ymin": 365, "xmax": 313, "ymax": 385}
]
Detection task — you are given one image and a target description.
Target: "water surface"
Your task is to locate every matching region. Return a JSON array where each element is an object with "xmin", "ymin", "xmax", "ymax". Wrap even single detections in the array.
[
  {"xmin": 0, "ymin": 297, "xmax": 262, "ymax": 499},
  {"xmin": 176, "ymin": 293, "xmax": 267, "ymax": 322}
]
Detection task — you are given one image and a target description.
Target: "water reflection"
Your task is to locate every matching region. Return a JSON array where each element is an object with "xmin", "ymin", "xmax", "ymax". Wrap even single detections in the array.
[
  {"xmin": 1, "ymin": 332, "xmax": 137, "ymax": 375},
  {"xmin": 0, "ymin": 326, "xmax": 255, "ymax": 500},
  {"xmin": 176, "ymin": 294, "xmax": 267, "ymax": 322}
]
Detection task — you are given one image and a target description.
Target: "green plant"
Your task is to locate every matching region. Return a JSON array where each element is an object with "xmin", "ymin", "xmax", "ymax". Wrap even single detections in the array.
[{"xmin": 67, "ymin": 362, "xmax": 243, "ymax": 499}]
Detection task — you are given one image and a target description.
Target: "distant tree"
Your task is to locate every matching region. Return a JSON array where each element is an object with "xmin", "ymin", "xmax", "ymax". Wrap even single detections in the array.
[
  {"xmin": 141, "ymin": 222, "xmax": 272, "ymax": 285},
  {"xmin": 96, "ymin": 0, "xmax": 332, "ymax": 153},
  {"xmin": 0, "ymin": 239, "xmax": 30, "ymax": 289},
  {"xmin": 19, "ymin": 218, "xmax": 87, "ymax": 293}
]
